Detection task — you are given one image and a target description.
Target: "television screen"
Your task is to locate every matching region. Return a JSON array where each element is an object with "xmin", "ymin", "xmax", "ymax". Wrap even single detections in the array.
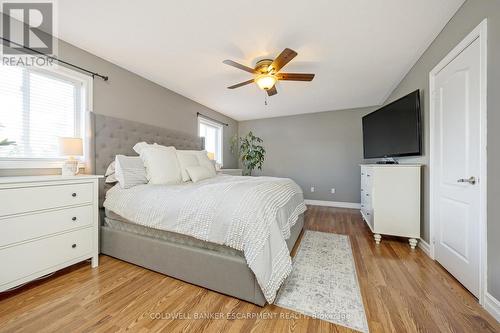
[{"xmin": 362, "ymin": 90, "xmax": 422, "ymax": 159}]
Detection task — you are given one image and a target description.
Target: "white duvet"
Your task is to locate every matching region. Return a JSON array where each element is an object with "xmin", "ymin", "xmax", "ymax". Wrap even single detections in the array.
[{"xmin": 103, "ymin": 174, "xmax": 306, "ymax": 303}]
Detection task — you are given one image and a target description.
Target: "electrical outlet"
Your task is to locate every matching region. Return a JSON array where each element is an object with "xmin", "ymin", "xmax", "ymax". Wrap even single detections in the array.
[
  {"xmin": 331, "ymin": 188, "xmax": 336, "ymax": 194},
  {"xmin": 310, "ymin": 186, "xmax": 315, "ymax": 193}
]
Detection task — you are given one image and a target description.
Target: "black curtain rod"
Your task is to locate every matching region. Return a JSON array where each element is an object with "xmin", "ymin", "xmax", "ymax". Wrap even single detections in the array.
[
  {"xmin": 1, "ymin": 37, "xmax": 109, "ymax": 81},
  {"xmin": 197, "ymin": 112, "xmax": 229, "ymax": 126}
]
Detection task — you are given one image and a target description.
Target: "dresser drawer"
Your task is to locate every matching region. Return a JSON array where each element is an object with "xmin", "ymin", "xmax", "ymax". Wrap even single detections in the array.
[
  {"xmin": 361, "ymin": 189, "xmax": 373, "ymax": 205},
  {"xmin": 0, "ymin": 183, "xmax": 93, "ymax": 216},
  {"xmin": 0, "ymin": 206, "xmax": 93, "ymax": 247},
  {"xmin": 0, "ymin": 228, "xmax": 93, "ymax": 288},
  {"xmin": 360, "ymin": 201, "xmax": 371, "ymax": 211},
  {"xmin": 361, "ymin": 171, "xmax": 373, "ymax": 187},
  {"xmin": 361, "ymin": 208, "xmax": 374, "ymax": 230}
]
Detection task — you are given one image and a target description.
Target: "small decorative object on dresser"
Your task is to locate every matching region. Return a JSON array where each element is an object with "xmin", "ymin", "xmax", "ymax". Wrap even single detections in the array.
[
  {"xmin": 59, "ymin": 137, "xmax": 83, "ymax": 176},
  {"xmin": 0, "ymin": 175, "xmax": 101, "ymax": 292},
  {"xmin": 360, "ymin": 164, "xmax": 421, "ymax": 249},
  {"xmin": 217, "ymin": 168, "xmax": 243, "ymax": 176}
]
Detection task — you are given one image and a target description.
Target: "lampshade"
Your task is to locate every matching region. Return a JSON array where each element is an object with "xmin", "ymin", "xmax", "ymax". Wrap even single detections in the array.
[
  {"xmin": 207, "ymin": 152, "xmax": 215, "ymax": 160},
  {"xmin": 256, "ymin": 74, "xmax": 277, "ymax": 90},
  {"xmin": 59, "ymin": 137, "xmax": 83, "ymax": 156}
]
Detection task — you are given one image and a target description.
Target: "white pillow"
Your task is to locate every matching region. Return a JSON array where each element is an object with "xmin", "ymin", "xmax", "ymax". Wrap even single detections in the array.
[
  {"xmin": 176, "ymin": 151, "xmax": 200, "ymax": 182},
  {"xmin": 105, "ymin": 173, "xmax": 118, "ymax": 184},
  {"xmin": 115, "ymin": 155, "xmax": 148, "ymax": 188},
  {"xmin": 104, "ymin": 161, "xmax": 118, "ymax": 183},
  {"xmin": 177, "ymin": 150, "xmax": 216, "ymax": 181},
  {"xmin": 186, "ymin": 165, "xmax": 215, "ymax": 183},
  {"xmin": 105, "ymin": 161, "xmax": 116, "ymax": 176},
  {"xmin": 194, "ymin": 151, "xmax": 217, "ymax": 176},
  {"xmin": 133, "ymin": 141, "xmax": 159, "ymax": 155},
  {"xmin": 140, "ymin": 146, "xmax": 182, "ymax": 184}
]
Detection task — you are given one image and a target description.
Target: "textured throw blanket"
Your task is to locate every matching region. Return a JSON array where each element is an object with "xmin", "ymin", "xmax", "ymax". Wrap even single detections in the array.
[{"xmin": 103, "ymin": 175, "xmax": 306, "ymax": 303}]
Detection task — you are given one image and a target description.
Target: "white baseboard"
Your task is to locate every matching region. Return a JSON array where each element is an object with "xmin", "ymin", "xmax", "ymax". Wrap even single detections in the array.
[
  {"xmin": 304, "ymin": 200, "xmax": 361, "ymax": 209},
  {"xmin": 485, "ymin": 292, "xmax": 500, "ymax": 323},
  {"xmin": 418, "ymin": 239, "xmax": 431, "ymax": 258}
]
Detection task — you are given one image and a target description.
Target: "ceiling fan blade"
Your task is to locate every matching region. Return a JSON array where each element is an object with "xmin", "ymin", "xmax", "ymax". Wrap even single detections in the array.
[
  {"xmin": 267, "ymin": 85, "xmax": 278, "ymax": 96},
  {"xmin": 276, "ymin": 73, "xmax": 315, "ymax": 81},
  {"xmin": 227, "ymin": 79, "xmax": 254, "ymax": 89},
  {"xmin": 223, "ymin": 60, "xmax": 256, "ymax": 74},
  {"xmin": 269, "ymin": 48, "xmax": 298, "ymax": 73}
]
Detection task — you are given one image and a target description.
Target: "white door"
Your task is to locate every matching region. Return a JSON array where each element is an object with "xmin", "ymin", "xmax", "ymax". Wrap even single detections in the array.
[{"xmin": 433, "ymin": 37, "xmax": 482, "ymax": 297}]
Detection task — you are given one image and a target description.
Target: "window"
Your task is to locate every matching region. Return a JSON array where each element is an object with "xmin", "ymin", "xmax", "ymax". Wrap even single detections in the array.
[
  {"xmin": 198, "ymin": 117, "xmax": 223, "ymax": 165},
  {"xmin": 0, "ymin": 64, "xmax": 91, "ymax": 168}
]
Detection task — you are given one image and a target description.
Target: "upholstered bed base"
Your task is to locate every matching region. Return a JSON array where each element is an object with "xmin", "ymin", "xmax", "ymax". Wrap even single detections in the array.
[
  {"xmin": 100, "ymin": 214, "xmax": 304, "ymax": 306},
  {"xmin": 93, "ymin": 113, "xmax": 304, "ymax": 306}
]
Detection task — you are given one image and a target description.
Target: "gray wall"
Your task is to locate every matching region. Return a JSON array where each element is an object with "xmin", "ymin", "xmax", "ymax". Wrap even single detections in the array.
[
  {"xmin": 382, "ymin": 0, "xmax": 500, "ymax": 299},
  {"xmin": 0, "ymin": 14, "xmax": 238, "ymax": 176},
  {"xmin": 57, "ymin": 40, "xmax": 238, "ymax": 169},
  {"xmin": 238, "ymin": 107, "xmax": 374, "ymax": 203}
]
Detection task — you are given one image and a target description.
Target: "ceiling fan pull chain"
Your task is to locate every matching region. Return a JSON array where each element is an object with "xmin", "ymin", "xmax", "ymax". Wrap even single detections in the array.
[{"xmin": 264, "ymin": 93, "xmax": 268, "ymax": 106}]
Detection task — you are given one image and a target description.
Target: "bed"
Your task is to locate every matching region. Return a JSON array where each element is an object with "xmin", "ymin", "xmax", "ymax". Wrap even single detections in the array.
[{"xmin": 94, "ymin": 114, "xmax": 305, "ymax": 306}]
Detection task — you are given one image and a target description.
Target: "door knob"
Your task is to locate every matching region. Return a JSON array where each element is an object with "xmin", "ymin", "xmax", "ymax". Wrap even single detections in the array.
[{"xmin": 457, "ymin": 176, "xmax": 476, "ymax": 185}]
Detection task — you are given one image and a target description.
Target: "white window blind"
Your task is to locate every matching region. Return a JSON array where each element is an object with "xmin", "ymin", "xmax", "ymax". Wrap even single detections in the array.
[
  {"xmin": 198, "ymin": 117, "xmax": 223, "ymax": 165},
  {"xmin": 0, "ymin": 65, "xmax": 83, "ymax": 160}
]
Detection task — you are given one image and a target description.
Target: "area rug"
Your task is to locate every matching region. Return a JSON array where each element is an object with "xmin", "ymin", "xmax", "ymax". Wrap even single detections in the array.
[{"xmin": 275, "ymin": 231, "xmax": 369, "ymax": 332}]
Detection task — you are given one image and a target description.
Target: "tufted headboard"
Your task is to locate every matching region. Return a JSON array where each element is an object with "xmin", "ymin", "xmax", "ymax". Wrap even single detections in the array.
[{"xmin": 93, "ymin": 113, "xmax": 204, "ymax": 205}]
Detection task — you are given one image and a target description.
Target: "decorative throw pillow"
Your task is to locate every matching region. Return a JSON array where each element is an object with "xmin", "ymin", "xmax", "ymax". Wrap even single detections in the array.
[
  {"xmin": 194, "ymin": 151, "xmax": 217, "ymax": 176},
  {"xmin": 132, "ymin": 141, "xmax": 159, "ymax": 155},
  {"xmin": 105, "ymin": 161, "xmax": 116, "ymax": 176},
  {"xmin": 104, "ymin": 161, "xmax": 118, "ymax": 183},
  {"xmin": 177, "ymin": 150, "xmax": 216, "ymax": 182},
  {"xmin": 105, "ymin": 173, "xmax": 118, "ymax": 184},
  {"xmin": 114, "ymin": 155, "xmax": 148, "ymax": 189},
  {"xmin": 140, "ymin": 145, "xmax": 182, "ymax": 185},
  {"xmin": 176, "ymin": 150, "xmax": 201, "ymax": 182},
  {"xmin": 186, "ymin": 165, "xmax": 215, "ymax": 183}
]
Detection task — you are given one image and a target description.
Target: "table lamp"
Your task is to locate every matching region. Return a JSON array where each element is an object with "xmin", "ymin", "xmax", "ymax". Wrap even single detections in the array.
[{"xmin": 59, "ymin": 137, "xmax": 83, "ymax": 176}]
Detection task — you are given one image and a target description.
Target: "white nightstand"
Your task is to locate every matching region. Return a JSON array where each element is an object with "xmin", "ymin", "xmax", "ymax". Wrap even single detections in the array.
[
  {"xmin": 217, "ymin": 169, "xmax": 243, "ymax": 176},
  {"xmin": 0, "ymin": 175, "xmax": 102, "ymax": 292}
]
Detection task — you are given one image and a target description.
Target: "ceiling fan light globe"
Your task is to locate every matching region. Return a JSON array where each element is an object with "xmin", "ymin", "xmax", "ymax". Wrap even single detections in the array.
[{"xmin": 256, "ymin": 74, "xmax": 277, "ymax": 90}]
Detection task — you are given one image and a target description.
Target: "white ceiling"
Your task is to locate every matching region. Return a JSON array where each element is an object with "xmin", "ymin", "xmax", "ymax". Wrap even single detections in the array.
[{"xmin": 57, "ymin": 0, "xmax": 464, "ymax": 121}]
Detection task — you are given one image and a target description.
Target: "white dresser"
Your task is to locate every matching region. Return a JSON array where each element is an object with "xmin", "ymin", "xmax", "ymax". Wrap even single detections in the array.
[
  {"xmin": 218, "ymin": 169, "xmax": 243, "ymax": 176},
  {"xmin": 360, "ymin": 164, "xmax": 421, "ymax": 249},
  {"xmin": 0, "ymin": 175, "xmax": 101, "ymax": 292}
]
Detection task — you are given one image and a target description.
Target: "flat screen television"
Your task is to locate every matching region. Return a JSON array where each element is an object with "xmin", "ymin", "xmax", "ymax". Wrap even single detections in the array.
[{"xmin": 362, "ymin": 90, "xmax": 422, "ymax": 159}]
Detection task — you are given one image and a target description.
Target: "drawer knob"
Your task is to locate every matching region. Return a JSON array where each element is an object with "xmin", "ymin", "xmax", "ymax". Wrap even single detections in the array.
[
  {"xmin": 72, "ymin": 217, "xmax": 77, "ymax": 221},
  {"xmin": 72, "ymin": 192, "xmax": 77, "ymax": 197},
  {"xmin": 366, "ymin": 193, "xmax": 369, "ymax": 196},
  {"xmin": 72, "ymin": 244, "xmax": 77, "ymax": 248}
]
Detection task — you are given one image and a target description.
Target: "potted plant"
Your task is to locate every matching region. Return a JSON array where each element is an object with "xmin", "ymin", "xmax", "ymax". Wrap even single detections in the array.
[{"xmin": 231, "ymin": 132, "xmax": 265, "ymax": 176}]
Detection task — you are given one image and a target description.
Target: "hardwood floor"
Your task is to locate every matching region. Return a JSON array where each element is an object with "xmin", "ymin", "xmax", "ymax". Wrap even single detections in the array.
[{"xmin": 0, "ymin": 206, "xmax": 498, "ymax": 332}]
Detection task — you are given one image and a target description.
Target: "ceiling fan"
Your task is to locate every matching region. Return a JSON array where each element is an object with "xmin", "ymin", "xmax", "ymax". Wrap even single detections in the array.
[{"xmin": 223, "ymin": 48, "xmax": 315, "ymax": 97}]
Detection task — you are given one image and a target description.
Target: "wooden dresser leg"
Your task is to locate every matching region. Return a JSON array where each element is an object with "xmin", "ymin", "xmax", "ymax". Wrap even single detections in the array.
[
  {"xmin": 409, "ymin": 238, "xmax": 418, "ymax": 250},
  {"xmin": 374, "ymin": 234, "xmax": 382, "ymax": 245}
]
